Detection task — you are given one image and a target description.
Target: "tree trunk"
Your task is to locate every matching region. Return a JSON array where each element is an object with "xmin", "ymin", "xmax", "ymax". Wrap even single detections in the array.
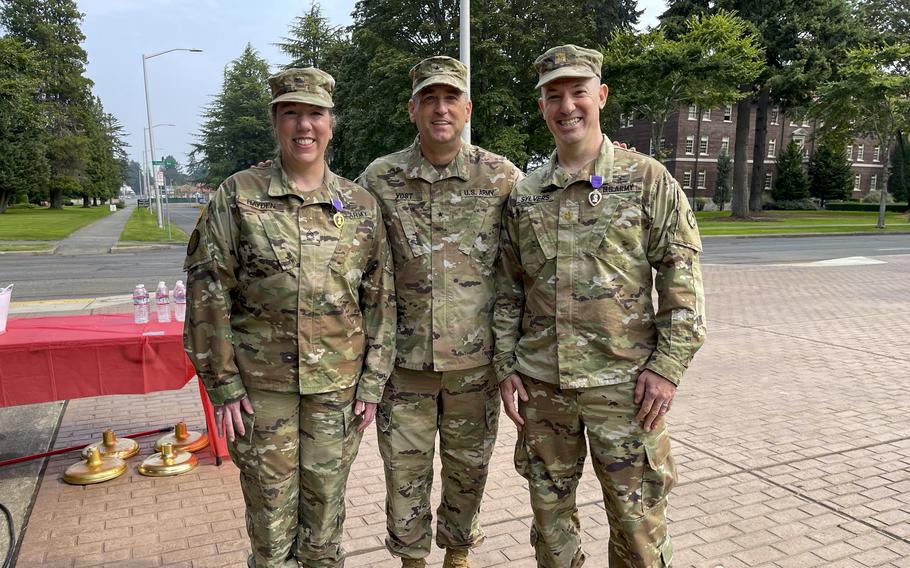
[
  {"xmin": 749, "ymin": 89, "xmax": 770, "ymax": 214},
  {"xmin": 82, "ymin": 195, "xmax": 90, "ymax": 207},
  {"xmin": 878, "ymin": 132, "xmax": 893, "ymax": 229},
  {"xmin": 50, "ymin": 188, "xmax": 63, "ymax": 209},
  {"xmin": 731, "ymin": 98, "xmax": 752, "ymax": 218},
  {"xmin": 897, "ymin": 131, "xmax": 909, "ymax": 211},
  {"xmin": 92, "ymin": 196, "xmax": 98, "ymax": 206},
  {"xmin": 0, "ymin": 191, "xmax": 10, "ymax": 214}
]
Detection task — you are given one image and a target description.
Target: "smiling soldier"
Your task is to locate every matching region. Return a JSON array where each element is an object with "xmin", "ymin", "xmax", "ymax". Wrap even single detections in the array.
[
  {"xmin": 357, "ymin": 56, "xmax": 522, "ymax": 568},
  {"xmin": 494, "ymin": 45, "xmax": 706, "ymax": 567}
]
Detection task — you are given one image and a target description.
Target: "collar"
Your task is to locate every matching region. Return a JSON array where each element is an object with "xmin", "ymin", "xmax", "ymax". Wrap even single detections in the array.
[
  {"xmin": 404, "ymin": 136, "xmax": 471, "ymax": 183},
  {"xmin": 268, "ymin": 157, "xmax": 339, "ymax": 206},
  {"xmin": 542, "ymin": 134, "xmax": 614, "ymax": 192}
]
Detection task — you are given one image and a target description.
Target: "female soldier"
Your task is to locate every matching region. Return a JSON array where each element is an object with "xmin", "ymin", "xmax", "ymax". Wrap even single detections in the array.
[{"xmin": 184, "ymin": 67, "xmax": 396, "ymax": 568}]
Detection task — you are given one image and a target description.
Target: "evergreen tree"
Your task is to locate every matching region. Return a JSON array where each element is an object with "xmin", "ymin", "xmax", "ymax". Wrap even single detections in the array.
[
  {"xmin": 713, "ymin": 151, "xmax": 732, "ymax": 210},
  {"xmin": 192, "ymin": 44, "xmax": 274, "ymax": 188},
  {"xmin": 888, "ymin": 134, "xmax": 910, "ymax": 206},
  {"xmin": 1, "ymin": 0, "xmax": 93, "ymax": 208},
  {"xmin": 772, "ymin": 140, "xmax": 810, "ymax": 203},
  {"xmin": 124, "ymin": 160, "xmax": 142, "ymax": 195},
  {"xmin": 82, "ymin": 96, "xmax": 127, "ymax": 206},
  {"xmin": 808, "ymin": 143, "xmax": 852, "ymax": 206},
  {"xmin": 275, "ymin": 2, "xmax": 348, "ymax": 75},
  {"xmin": 0, "ymin": 36, "xmax": 49, "ymax": 212}
]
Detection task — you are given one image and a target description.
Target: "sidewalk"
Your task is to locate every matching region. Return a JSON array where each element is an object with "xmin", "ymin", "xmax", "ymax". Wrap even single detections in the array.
[
  {"xmin": 53, "ymin": 202, "xmax": 136, "ymax": 256},
  {"xmin": 3, "ymin": 255, "xmax": 910, "ymax": 567}
]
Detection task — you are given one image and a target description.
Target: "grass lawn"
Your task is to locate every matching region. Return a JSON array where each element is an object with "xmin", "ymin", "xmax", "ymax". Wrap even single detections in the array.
[
  {"xmin": 696, "ymin": 210, "xmax": 910, "ymax": 236},
  {"xmin": 120, "ymin": 206, "xmax": 188, "ymax": 242},
  {"xmin": 0, "ymin": 206, "xmax": 111, "ymax": 240}
]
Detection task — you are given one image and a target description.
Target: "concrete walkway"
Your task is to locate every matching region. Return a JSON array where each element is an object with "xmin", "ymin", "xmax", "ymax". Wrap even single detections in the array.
[
  {"xmin": 2, "ymin": 254, "xmax": 910, "ymax": 567},
  {"xmin": 54, "ymin": 202, "xmax": 135, "ymax": 256}
]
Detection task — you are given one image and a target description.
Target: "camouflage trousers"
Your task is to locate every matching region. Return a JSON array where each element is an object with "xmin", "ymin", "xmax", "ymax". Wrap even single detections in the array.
[
  {"xmin": 515, "ymin": 376, "xmax": 676, "ymax": 568},
  {"xmin": 376, "ymin": 365, "xmax": 500, "ymax": 559},
  {"xmin": 228, "ymin": 386, "xmax": 363, "ymax": 568}
]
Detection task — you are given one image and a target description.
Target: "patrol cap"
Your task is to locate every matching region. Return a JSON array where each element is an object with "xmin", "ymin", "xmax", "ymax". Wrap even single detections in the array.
[
  {"xmin": 268, "ymin": 67, "xmax": 335, "ymax": 108},
  {"xmin": 410, "ymin": 56, "xmax": 468, "ymax": 96},
  {"xmin": 534, "ymin": 44, "xmax": 603, "ymax": 89}
]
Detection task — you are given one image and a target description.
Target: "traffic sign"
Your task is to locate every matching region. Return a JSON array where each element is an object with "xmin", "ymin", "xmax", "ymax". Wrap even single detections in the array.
[{"xmin": 152, "ymin": 160, "xmax": 165, "ymax": 166}]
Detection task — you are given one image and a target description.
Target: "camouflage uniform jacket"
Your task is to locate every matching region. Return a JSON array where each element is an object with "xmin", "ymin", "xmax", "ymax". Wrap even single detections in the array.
[
  {"xmin": 493, "ymin": 137, "xmax": 706, "ymax": 388},
  {"xmin": 358, "ymin": 138, "xmax": 522, "ymax": 371},
  {"xmin": 184, "ymin": 160, "xmax": 396, "ymax": 405}
]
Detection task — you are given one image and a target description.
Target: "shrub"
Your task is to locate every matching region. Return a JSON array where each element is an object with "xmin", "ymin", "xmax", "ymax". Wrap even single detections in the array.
[
  {"xmin": 766, "ymin": 199, "xmax": 818, "ymax": 211},
  {"xmin": 7, "ymin": 203, "xmax": 41, "ymax": 209},
  {"xmin": 694, "ymin": 197, "xmax": 708, "ymax": 211},
  {"xmin": 861, "ymin": 190, "xmax": 895, "ymax": 204}
]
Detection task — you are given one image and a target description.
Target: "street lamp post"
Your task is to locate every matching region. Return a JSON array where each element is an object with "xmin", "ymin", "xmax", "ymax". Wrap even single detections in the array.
[
  {"xmin": 143, "ymin": 48, "xmax": 202, "ymax": 228},
  {"xmin": 460, "ymin": 0, "xmax": 470, "ymax": 145}
]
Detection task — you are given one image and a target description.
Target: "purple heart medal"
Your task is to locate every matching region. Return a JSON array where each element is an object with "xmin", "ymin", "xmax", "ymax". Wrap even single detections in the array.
[
  {"xmin": 331, "ymin": 197, "xmax": 345, "ymax": 228},
  {"xmin": 588, "ymin": 175, "xmax": 604, "ymax": 206}
]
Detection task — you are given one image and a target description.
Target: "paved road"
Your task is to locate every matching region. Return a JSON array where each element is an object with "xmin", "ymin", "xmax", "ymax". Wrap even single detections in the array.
[
  {"xmin": 703, "ymin": 233, "xmax": 910, "ymax": 264},
  {"xmin": 2, "ymin": 233, "xmax": 908, "ymax": 301}
]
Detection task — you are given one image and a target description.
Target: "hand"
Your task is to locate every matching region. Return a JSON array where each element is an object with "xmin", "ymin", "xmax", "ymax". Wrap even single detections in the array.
[
  {"xmin": 500, "ymin": 373, "xmax": 529, "ymax": 432},
  {"xmin": 250, "ymin": 159, "xmax": 273, "ymax": 169},
  {"xmin": 354, "ymin": 400, "xmax": 377, "ymax": 432},
  {"xmin": 612, "ymin": 140, "xmax": 637, "ymax": 152},
  {"xmin": 634, "ymin": 370, "xmax": 676, "ymax": 432},
  {"xmin": 214, "ymin": 396, "xmax": 254, "ymax": 442}
]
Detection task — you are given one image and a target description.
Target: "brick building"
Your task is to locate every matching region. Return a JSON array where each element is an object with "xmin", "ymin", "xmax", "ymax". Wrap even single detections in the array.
[{"xmin": 611, "ymin": 103, "xmax": 887, "ymax": 202}]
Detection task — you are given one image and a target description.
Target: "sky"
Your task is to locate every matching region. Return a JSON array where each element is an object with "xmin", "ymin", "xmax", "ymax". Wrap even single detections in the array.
[{"xmin": 76, "ymin": 0, "xmax": 668, "ymax": 172}]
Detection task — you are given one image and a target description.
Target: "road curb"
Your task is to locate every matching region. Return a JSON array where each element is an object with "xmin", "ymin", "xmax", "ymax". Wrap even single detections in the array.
[
  {"xmin": 0, "ymin": 243, "xmax": 59, "ymax": 256},
  {"xmin": 109, "ymin": 243, "xmax": 185, "ymax": 254},
  {"xmin": 702, "ymin": 230, "xmax": 910, "ymax": 239}
]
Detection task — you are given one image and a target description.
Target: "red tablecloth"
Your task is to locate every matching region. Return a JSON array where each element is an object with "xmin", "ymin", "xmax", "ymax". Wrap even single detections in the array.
[
  {"xmin": 0, "ymin": 314, "xmax": 195, "ymax": 406},
  {"xmin": 0, "ymin": 313, "xmax": 228, "ymax": 460}
]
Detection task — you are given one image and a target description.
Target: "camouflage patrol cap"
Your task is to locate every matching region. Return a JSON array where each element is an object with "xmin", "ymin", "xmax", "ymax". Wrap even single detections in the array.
[
  {"xmin": 410, "ymin": 56, "xmax": 468, "ymax": 96},
  {"xmin": 268, "ymin": 67, "xmax": 335, "ymax": 108},
  {"xmin": 534, "ymin": 44, "xmax": 603, "ymax": 89}
]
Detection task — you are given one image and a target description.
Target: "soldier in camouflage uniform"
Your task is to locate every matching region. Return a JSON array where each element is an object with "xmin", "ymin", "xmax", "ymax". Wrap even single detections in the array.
[
  {"xmin": 357, "ymin": 56, "xmax": 522, "ymax": 568},
  {"xmin": 494, "ymin": 45, "xmax": 706, "ymax": 567},
  {"xmin": 184, "ymin": 67, "xmax": 396, "ymax": 568}
]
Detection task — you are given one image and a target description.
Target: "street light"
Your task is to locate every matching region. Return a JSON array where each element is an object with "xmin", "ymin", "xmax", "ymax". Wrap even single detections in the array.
[{"xmin": 143, "ymin": 48, "xmax": 202, "ymax": 228}]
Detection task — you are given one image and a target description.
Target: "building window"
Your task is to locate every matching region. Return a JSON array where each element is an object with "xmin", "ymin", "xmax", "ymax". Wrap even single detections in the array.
[
  {"xmin": 768, "ymin": 139, "xmax": 776, "ymax": 158},
  {"xmin": 619, "ymin": 113, "xmax": 634, "ymax": 128},
  {"xmin": 846, "ymin": 144, "xmax": 853, "ymax": 161},
  {"xmin": 871, "ymin": 174, "xmax": 878, "ymax": 191},
  {"xmin": 724, "ymin": 104, "xmax": 733, "ymax": 122},
  {"xmin": 699, "ymin": 136, "xmax": 709, "ymax": 155},
  {"xmin": 771, "ymin": 106, "xmax": 780, "ymax": 125},
  {"xmin": 854, "ymin": 174, "xmax": 861, "ymax": 190},
  {"xmin": 720, "ymin": 136, "xmax": 730, "ymax": 154},
  {"xmin": 794, "ymin": 136, "xmax": 806, "ymax": 156},
  {"xmin": 764, "ymin": 173, "xmax": 772, "ymax": 190},
  {"xmin": 619, "ymin": 113, "xmax": 626, "ymax": 128},
  {"xmin": 789, "ymin": 115, "xmax": 797, "ymax": 126},
  {"xmin": 801, "ymin": 114, "xmax": 810, "ymax": 127},
  {"xmin": 702, "ymin": 108, "xmax": 711, "ymax": 121},
  {"xmin": 874, "ymin": 145, "xmax": 881, "ymax": 162},
  {"xmin": 683, "ymin": 171, "xmax": 692, "ymax": 189},
  {"xmin": 688, "ymin": 105, "xmax": 698, "ymax": 120},
  {"xmin": 685, "ymin": 135, "xmax": 695, "ymax": 155},
  {"xmin": 857, "ymin": 144, "xmax": 864, "ymax": 161},
  {"xmin": 697, "ymin": 170, "xmax": 706, "ymax": 189}
]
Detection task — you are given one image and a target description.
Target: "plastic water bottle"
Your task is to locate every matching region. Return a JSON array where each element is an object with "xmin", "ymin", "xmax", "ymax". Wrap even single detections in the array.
[
  {"xmin": 155, "ymin": 281, "xmax": 171, "ymax": 323},
  {"xmin": 132, "ymin": 284, "xmax": 149, "ymax": 324},
  {"xmin": 173, "ymin": 280, "xmax": 187, "ymax": 322}
]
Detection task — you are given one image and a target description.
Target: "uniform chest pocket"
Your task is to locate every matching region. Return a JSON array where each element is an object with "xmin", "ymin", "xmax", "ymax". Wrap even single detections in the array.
[
  {"xmin": 456, "ymin": 196, "xmax": 502, "ymax": 268},
  {"xmin": 391, "ymin": 200, "xmax": 429, "ymax": 259},
  {"xmin": 517, "ymin": 204, "xmax": 557, "ymax": 278},
  {"xmin": 588, "ymin": 196, "xmax": 645, "ymax": 269},
  {"xmin": 238, "ymin": 207, "xmax": 298, "ymax": 278}
]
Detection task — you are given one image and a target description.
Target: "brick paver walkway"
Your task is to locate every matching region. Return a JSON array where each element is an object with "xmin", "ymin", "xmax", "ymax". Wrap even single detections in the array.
[{"xmin": 10, "ymin": 254, "xmax": 910, "ymax": 567}]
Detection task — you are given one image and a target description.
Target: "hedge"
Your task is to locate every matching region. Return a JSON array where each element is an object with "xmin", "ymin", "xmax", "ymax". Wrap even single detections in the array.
[{"xmin": 825, "ymin": 202, "xmax": 908, "ymax": 213}]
